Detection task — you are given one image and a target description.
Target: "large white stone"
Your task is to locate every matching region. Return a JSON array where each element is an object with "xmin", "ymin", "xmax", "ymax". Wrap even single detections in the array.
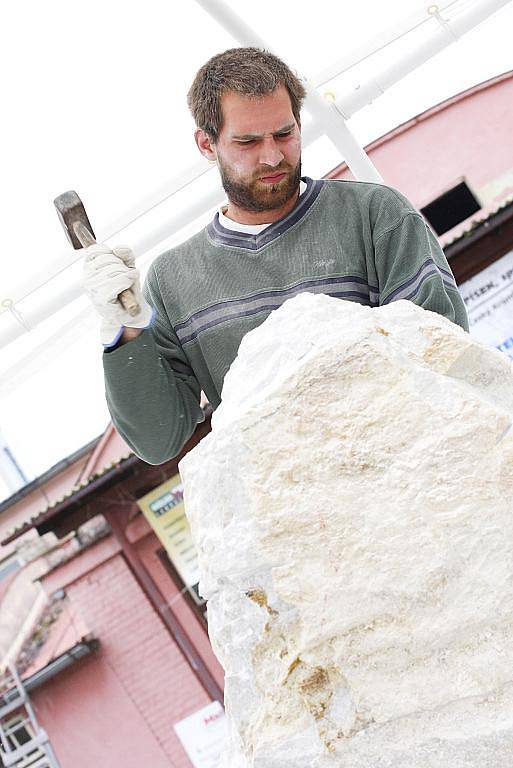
[{"xmin": 179, "ymin": 294, "xmax": 513, "ymax": 768}]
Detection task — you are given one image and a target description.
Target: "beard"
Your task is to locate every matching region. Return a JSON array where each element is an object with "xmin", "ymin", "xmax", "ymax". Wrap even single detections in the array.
[{"xmin": 217, "ymin": 157, "xmax": 302, "ymax": 213}]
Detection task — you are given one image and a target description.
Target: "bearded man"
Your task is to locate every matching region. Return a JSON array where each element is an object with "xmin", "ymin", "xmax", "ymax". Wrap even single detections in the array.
[{"xmin": 83, "ymin": 47, "xmax": 468, "ymax": 464}]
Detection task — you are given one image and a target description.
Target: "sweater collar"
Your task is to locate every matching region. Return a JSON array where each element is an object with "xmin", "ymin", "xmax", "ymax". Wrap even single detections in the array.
[{"xmin": 207, "ymin": 176, "xmax": 324, "ymax": 251}]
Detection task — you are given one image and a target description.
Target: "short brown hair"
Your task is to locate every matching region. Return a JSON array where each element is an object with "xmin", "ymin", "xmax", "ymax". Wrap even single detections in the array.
[{"xmin": 187, "ymin": 47, "xmax": 307, "ymax": 142}]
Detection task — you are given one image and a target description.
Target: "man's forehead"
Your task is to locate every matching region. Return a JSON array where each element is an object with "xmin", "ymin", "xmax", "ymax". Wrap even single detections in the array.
[{"xmin": 220, "ymin": 85, "xmax": 296, "ymax": 136}]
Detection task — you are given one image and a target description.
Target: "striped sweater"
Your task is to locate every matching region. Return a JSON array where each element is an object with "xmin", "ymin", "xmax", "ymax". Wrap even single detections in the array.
[{"xmin": 103, "ymin": 176, "xmax": 468, "ymax": 464}]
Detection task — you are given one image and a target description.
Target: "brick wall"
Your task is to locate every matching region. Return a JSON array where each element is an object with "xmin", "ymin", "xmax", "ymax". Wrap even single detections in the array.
[{"xmin": 66, "ymin": 552, "xmax": 212, "ymax": 767}]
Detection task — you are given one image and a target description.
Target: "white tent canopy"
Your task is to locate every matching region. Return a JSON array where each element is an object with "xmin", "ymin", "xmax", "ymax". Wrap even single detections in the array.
[{"xmin": 1, "ymin": 0, "xmax": 512, "ymax": 497}]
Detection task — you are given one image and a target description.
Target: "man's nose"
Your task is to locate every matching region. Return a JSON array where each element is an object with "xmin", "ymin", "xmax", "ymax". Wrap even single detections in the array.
[{"xmin": 258, "ymin": 136, "xmax": 284, "ymax": 168}]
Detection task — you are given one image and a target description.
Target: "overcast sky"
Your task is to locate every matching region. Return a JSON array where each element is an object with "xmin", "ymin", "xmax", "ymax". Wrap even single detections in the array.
[{"xmin": 1, "ymin": 0, "xmax": 512, "ymax": 501}]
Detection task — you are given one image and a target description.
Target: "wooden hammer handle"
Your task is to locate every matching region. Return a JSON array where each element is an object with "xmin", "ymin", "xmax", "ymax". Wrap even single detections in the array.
[{"xmin": 73, "ymin": 221, "xmax": 141, "ymax": 318}]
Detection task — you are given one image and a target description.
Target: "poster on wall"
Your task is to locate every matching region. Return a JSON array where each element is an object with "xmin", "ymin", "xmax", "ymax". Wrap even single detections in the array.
[
  {"xmin": 458, "ymin": 247, "xmax": 513, "ymax": 361},
  {"xmin": 137, "ymin": 474, "xmax": 200, "ymax": 588},
  {"xmin": 174, "ymin": 701, "xmax": 227, "ymax": 768}
]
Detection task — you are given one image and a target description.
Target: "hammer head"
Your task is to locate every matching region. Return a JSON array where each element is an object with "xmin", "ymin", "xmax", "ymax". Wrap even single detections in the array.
[{"xmin": 53, "ymin": 190, "xmax": 96, "ymax": 249}]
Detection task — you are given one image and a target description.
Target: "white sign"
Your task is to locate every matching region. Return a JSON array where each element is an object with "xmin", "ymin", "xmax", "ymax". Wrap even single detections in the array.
[
  {"xmin": 174, "ymin": 701, "xmax": 227, "ymax": 768},
  {"xmin": 459, "ymin": 248, "xmax": 513, "ymax": 361}
]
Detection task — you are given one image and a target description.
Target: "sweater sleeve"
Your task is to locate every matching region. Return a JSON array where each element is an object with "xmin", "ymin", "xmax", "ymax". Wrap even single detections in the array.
[
  {"xmin": 103, "ymin": 263, "xmax": 203, "ymax": 465},
  {"xmin": 373, "ymin": 209, "xmax": 469, "ymax": 332}
]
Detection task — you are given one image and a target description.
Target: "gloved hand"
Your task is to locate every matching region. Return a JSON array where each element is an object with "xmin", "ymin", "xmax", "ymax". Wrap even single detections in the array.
[{"xmin": 83, "ymin": 244, "xmax": 155, "ymax": 347}]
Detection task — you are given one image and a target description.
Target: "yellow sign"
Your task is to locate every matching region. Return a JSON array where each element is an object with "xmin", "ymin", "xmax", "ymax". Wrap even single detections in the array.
[{"xmin": 137, "ymin": 474, "xmax": 200, "ymax": 588}]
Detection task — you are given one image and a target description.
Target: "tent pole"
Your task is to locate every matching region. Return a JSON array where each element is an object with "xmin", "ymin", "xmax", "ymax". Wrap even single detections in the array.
[{"xmin": 194, "ymin": 0, "xmax": 383, "ymax": 182}]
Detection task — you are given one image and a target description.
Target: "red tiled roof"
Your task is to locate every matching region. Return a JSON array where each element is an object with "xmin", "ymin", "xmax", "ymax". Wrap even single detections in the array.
[
  {"xmin": 18, "ymin": 598, "xmax": 91, "ymax": 680},
  {"xmin": 1, "ymin": 454, "xmax": 135, "ymax": 546}
]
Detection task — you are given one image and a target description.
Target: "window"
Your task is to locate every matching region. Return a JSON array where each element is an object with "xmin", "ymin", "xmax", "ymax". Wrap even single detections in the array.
[
  {"xmin": 1, "ymin": 714, "xmax": 45, "ymax": 765},
  {"xmin": 420, "ymin": 180, "xmax": 481, "ymax": 236}
]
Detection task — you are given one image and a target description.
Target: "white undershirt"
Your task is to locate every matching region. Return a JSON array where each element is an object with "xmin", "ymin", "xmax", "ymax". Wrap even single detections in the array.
[{"xmin": 218, "ymin": 180, "xmax": 307, "ymax": 234}]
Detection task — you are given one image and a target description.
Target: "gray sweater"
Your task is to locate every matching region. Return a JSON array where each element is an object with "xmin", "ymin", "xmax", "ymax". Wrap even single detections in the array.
[{"xmin": 103, "ymin": 177, "xmax": 468, "ymax": 464}]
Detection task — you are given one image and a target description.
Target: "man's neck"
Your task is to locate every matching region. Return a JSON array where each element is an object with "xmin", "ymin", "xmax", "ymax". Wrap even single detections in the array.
[{"xmin": 223, "ymin": 187, "xmax": 301, "ymax": 225}]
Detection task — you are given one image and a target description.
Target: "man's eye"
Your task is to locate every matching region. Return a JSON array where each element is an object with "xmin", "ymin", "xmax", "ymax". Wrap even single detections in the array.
[
  {"xmin": 276, "ymin": 131, "xmax": 293, "ymax": 138},
  {"xmin": 236, "ymin": 139, "xmax": 255, "ymax": 145}
]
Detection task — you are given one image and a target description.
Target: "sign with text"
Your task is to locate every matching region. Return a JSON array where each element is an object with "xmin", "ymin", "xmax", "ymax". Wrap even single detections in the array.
[
  {"xmin": 459, "ymin": 248, "xmax": 513, "ymax": 361},
  {"xmin": 137, "ymin": 474, "xmax": 200, "ymax": 588},
  {"xmin": 174, "ymin": 701, "xmax": 227, "ymax": 768}
]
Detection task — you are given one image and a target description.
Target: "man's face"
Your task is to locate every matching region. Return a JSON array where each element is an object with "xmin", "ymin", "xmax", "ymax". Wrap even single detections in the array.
[{"xmin": 212, "ymin": 85, "xmax": 302, "ymax": 213}]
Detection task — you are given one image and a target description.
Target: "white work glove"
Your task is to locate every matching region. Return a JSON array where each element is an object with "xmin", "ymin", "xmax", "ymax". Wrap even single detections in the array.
[{"xmin": 83, "ymin": 243, "xmax": 155, "ymax": 348}]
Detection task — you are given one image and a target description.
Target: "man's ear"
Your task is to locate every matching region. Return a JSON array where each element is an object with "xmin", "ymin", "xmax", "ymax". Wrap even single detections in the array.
[{"xmin": 195, "ymin": 129, "xmax": 217, "ymax": 163}]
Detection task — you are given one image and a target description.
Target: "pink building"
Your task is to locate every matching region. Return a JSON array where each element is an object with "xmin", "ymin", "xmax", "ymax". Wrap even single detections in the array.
[
  {"xmin": 328, "ymin": 70, "xmax": 513, "ymax": 242},
  {"xmin": 0, "ymin": 421, "xmax": 223, "ymax": 767},
  {"xmin": 0, "ymin": 70, "xmax": 512, "ymax": 767}
]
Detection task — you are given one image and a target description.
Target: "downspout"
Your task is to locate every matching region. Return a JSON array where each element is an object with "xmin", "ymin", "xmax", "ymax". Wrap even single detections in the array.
[{"xmin": 103, "ymin": 506, "xmax": 224, "ymax": 705}]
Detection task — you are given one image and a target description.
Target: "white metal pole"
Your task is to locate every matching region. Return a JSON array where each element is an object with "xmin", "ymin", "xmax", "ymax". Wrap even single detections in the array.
[
  {"xmin": 303, "ymin": 90, "xmax": 383, "ymax": 181},
  {"xmin": 310, "ymin": 0, "xmax": 460, "ymax": 89},
  {"xmin": 193, "ymin": 0, "xmax": 382, "ymax": 182},
  {"xmin": 334, "ymin": 0, "xmax": 512, "ymax": 119},
  {"xmin": 0, "ymin": 306, "xmax": 95, "ymax": 399}
]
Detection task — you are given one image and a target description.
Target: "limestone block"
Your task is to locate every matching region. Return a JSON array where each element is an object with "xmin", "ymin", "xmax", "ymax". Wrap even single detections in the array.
[{"xmin": 179, "ymin": 294, "xmax": 513, "ymax": 768}]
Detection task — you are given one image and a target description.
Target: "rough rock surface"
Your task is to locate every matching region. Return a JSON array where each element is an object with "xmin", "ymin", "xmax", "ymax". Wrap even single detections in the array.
[{"xmin": 179, "ymin": 294, "xmax": 513, "ymax": 768}]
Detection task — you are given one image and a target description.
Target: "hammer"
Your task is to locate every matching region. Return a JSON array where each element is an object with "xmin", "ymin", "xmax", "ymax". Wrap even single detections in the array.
[{"xmin": 53, "ymin": 190, "xmax": 140, "ymax": 316}]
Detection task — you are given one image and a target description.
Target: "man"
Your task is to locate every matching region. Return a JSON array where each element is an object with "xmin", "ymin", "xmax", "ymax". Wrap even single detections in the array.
[{"xmin": 83, "ymin": 47, "xmax": 468, "ymax": 465}]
